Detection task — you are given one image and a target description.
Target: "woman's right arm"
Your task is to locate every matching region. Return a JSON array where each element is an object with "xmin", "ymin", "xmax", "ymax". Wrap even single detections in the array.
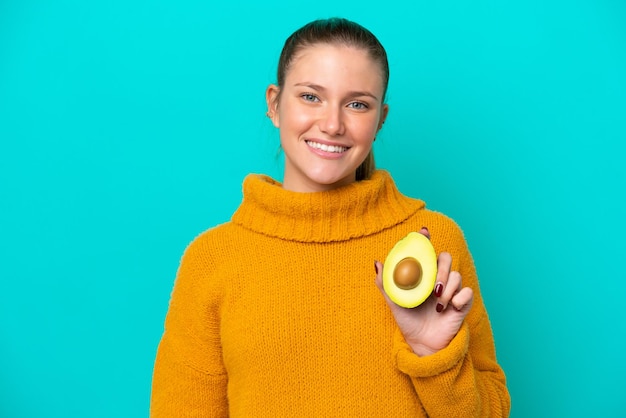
[{"xmin": 150, "ymin": 237, "xmax": 228, "ymax": 417}]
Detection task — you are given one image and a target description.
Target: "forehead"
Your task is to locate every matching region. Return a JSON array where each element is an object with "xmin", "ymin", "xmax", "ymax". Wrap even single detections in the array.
[{"xmin": 285, "ymin": 43, "xmax": 385, "ymax": 89}]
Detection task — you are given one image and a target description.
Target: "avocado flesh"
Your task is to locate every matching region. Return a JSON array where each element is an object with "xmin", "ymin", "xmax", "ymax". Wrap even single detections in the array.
[{"xmin": 383, "ymin": 232, "xmax": 437, "ymax": 308}]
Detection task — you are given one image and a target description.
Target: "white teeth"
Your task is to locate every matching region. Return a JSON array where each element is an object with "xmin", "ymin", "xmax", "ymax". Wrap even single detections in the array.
[{"xmin": 306, "ymin": 141, "xmax": 348, "ymax": 153}]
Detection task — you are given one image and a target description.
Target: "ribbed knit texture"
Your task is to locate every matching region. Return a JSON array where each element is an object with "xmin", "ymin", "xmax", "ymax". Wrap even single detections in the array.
[{"xmin": 150, "ymin": 170, "xmax": 510, "ymax": 417}]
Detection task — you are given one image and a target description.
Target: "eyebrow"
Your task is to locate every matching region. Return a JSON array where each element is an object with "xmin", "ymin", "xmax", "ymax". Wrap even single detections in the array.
[{"xmin": 294, "ymin": 83, "xmax": 380, "ymax": 101}]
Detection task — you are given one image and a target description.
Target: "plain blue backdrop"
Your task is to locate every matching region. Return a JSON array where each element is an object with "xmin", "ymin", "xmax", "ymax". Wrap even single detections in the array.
[{"xmin": 1, "ymin": 0, "xmax": 625, "ymax": 416}]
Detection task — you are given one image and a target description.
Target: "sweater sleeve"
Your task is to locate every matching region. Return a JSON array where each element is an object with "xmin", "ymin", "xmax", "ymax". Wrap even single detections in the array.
[
  {"xmin": 392, "ymin": 221, "xmax": 511, "ymax": 417},
  {"xmin": 150, "ymin": 234, "xmax": 229, "ymax": 417}
]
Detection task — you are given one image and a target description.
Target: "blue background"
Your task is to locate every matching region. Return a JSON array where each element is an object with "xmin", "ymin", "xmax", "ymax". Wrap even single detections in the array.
[{"xmin": 1, "ymin": 0, "xmax": 625, "ymax": 416}]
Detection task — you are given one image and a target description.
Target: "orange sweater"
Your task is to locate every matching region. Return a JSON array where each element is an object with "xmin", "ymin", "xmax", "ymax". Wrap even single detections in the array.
[{"xmin": 150, "ymin": 170, "xmax": 510, "ymax": 417}]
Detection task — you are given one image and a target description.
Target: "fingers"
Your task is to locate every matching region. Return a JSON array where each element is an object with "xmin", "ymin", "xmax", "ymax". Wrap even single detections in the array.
[
  {"xmin": 436, "ymin": 270, "xmax": 461, "ymax": 312},
  {"xmin": 433, "ymin": 251, "xmax": 473, "ymax": 313},
  {"xmin": 374, "ymin": 260, "xmax": 400, "ymax": 309},
  {"xmin": 434, "ymin": 251, "xmax": 452, "ymax": 303},
  {"xmin": 450, "ymin": 287, "xmax": 474, "ymax": 312},
  {"xmin": 374, "ymin": 260, "xmax": 383, "ymax": 290},
  {"xmin": 376, "ymin": 230, "xmax": 473, "ymax": 314}
]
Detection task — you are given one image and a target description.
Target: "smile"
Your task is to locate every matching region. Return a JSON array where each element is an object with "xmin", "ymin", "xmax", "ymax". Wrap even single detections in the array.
[{"xmin": 306, "ymin": 140, "xmax": 349, "ymax": 153}]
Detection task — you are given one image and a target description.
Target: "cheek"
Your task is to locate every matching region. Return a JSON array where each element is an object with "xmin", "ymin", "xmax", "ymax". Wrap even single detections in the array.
[
  {"xmin": 283, "ymin": 110, "xmax": 316, "ymax": 133},
  {"xmin": 353, "ymin": 118, "xmax": 381, "ymax": 142}
]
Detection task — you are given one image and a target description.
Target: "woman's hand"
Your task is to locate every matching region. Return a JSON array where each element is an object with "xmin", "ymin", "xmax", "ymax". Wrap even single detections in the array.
[{"xmin": 374, "ymin": 228, "xmax": 474, "ymax": 357}]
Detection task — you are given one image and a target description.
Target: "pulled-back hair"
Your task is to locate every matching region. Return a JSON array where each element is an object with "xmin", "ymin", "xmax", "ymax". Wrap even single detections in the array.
[{"xmin": 276, "ymin": 18, "xmax": 389, "ymax": 181}]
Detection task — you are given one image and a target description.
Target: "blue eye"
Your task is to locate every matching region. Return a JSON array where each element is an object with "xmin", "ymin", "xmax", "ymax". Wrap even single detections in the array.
[
  {"xmin": 348, "ymin": 102, "xmax": 368, "ymax": 110},
  {"xmin": 301, "ymin": 94, "xmax": 319, "ymax": 102}
]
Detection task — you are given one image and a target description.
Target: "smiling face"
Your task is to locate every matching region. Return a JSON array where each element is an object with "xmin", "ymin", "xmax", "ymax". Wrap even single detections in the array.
[{"xmin": 266, "ymin": 43, "xmax": 389, "ymax": 193}]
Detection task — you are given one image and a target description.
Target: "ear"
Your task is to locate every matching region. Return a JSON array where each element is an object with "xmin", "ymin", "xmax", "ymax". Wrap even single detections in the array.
[
  {"xmin": 377, "ymin": 103, "xmax": 389, "ymax": 131},
  {"xmin": 265, "ymin": 84, "xmax": 281, "ymax": 128}
]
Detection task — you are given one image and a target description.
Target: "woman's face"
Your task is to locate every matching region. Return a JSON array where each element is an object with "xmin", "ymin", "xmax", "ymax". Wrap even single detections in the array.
[{"xmin": 266, "ymin": 43, "xmax": 388, "ymax": 193}]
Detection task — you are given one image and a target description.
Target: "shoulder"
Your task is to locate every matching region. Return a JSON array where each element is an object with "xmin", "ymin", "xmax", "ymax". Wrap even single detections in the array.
[
  {"xmin": 382, "ymin": 172, "xmax": 463, "ymax": 240},
  {"xmin": 181, "ymin": 221, "xmax": 242, "ymax": 264},
  {"xmin": 419, "ymin": 208, "xmax": 465, "ymax": 239},
  {"xmin": 171, "ymin": 221, "xmax": 245, "ymax": 296},
  {"xmin": 402, "ymin": 206, "xmax": 470, "ymax": 259}
]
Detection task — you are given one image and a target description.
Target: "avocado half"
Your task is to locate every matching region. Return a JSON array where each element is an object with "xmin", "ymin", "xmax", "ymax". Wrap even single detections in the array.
[{"xmin": 383, "ymin": 232, "xmax": 438, "ymax": 308}]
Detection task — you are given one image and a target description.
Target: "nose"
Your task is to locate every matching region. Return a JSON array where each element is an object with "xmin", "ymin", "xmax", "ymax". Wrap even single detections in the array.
[{"xmin": 319, "ymin": 105, "xmax": 345, "ymax": 136}]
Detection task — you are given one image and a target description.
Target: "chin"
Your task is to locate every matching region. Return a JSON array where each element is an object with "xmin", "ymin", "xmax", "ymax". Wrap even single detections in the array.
[
  {"xmin": 283, "ymin": 160, "xmax": 359, "ymax": 192},
  {"xmin": 308, "ymin": 171, "xmax": 354, "ymax": 189}
]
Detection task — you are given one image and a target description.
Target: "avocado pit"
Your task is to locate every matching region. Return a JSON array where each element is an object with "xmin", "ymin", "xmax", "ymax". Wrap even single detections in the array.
[{"xmin": 393, "ymin": 257, "xmax": 423, "ymax": 290}]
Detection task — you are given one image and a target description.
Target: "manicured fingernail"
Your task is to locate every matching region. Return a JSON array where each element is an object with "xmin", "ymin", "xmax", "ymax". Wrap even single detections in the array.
[
  {"xmin": 436, "ymin": 303, "xmax": 444, "ymax": 313},
  {"xmin": 374, "ymin": 260, "xmax": 379, "ymax": 274},
  {"xmin": 434, "ymin": 282, "xmax": 444, "ymax": 297}
]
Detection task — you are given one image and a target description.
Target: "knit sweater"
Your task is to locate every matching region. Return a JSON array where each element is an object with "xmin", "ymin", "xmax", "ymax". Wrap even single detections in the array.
[{"xmin": 150, "ymin": 170, "xmax": 510, "ymax": 417}]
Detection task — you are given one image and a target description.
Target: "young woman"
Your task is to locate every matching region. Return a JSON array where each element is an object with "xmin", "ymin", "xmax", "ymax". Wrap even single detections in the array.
[{"xmin": 151, "ymin": 18, "xmax": 510, "ymax": 417}]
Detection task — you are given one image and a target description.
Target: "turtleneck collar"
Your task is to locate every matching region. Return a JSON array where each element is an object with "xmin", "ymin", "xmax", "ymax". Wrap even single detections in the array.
[{"xmin": 231, "ymin": 170, "xmax": 425, "ymax": 243}]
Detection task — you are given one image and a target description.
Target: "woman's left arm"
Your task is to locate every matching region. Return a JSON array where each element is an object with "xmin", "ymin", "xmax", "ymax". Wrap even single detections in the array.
[{"xmin": 375, "ymin": 227, "xmax": 511, "ymax": 417}]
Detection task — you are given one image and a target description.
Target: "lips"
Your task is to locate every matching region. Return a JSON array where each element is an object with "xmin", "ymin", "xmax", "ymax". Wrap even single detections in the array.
[{"xmin": 305, "ymin": 140, "xmax": 349, "ymax": 153}]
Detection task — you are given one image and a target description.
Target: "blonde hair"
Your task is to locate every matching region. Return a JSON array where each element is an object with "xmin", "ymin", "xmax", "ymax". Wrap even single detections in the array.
[{"xmin": 356, "ymin": 151, "xmax": 376, "ymax": 181}]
